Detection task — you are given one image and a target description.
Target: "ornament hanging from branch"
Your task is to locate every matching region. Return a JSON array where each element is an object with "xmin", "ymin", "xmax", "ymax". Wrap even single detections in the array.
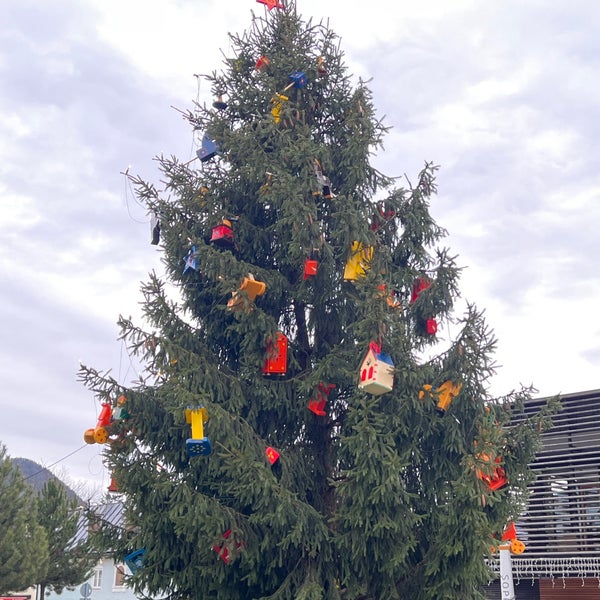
[
  {"xmin": 262, "ymin": 332, "xmax": 288, "ymax": 378},
  {"xmin": 213, "ymin": 529, "xmax": 246, "ymax": 564},
  {"xmin": 124, "ymin": 548, "xmax": 146, "ymax": 573},
  {"xmin": 343, "ymin": 241, "xmax": 373, "ymax": 281},
  {"xmin": 418, "ymin": 381, "xmax": 462, "ymax": 415},
  {"xmin": 182, "ymin": 245, "xmax": 199, "ymax": 274},
  {"xmin": 185, "ymin": 406, "xmax": 212, "ymax": 456},
  {"xmin": 255, "ymin": 55, "xmax": 270, "ymax": 71},
  {"xmin": 271, "ymin": 93, "xmax": 288, "ymax": 124},
  {"xmin": 256, "ymin": 0, "xmax": 284, "ymax": 10},
  {"xmin": 266, "ymin": 446, "xmax": 280, "ymax": 465},
  {"xmin": 227, "ymin": 274, "xmax": 267, "ymax": 312},
  {"xmin": 312, "ymin": 159, "xmax": 334, "ymax": 199},
  {"xmin": 358, "ymin": 342, "xmax": 395, "ymax": 395},
  {"xmin": 307, "ymin": 382, "xmax": 335, "ymax": 416},
  {"xmin": 210, "ymin": 219, "xmax": 235, "ymax": 249},
  {"xmin": 196, "ymin": 134, "xmax": 220, "ymax": 162},
  {"xmin": 150, "ymin": 213, "xmax": 160, "ymax": 245},
  {"xmin": 83, "ymin": 402, "xmax": 113, "ymax": 444}
]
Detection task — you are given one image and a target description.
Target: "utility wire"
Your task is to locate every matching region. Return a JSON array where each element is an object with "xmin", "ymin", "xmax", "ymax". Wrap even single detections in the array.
[{"xmin": 22, "ymin": 444, "xmax": 88, "ymax": 482}]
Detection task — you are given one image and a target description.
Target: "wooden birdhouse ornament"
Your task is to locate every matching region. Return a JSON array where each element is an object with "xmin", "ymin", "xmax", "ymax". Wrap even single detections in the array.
[
  {"xmin": 227, "ymin": 274, "xmax": 267, "ymax": 312},
  {"xmin": 262, "ymin": 332, "xmax": 288, "ymax": 378},
  {"xmin": 271, "ymin": 93, "xmax": 288, "ymax": 124},
  {"xmin": 308, "ymin": 382, "xmax": 335, "ymax": 416},
  {"xmin": 196, "ymin": 134, "xmax": 220, "ymax": 162},
  {"xmin": 182, "ymin": 245, "xmax": 199, "ymax": 273},
  {"xmin": 287, "ymin": 71, "xmax": 307, "ymax": 90},
  {"xmin": 358, "ymin": 342, "xmax": 395, "ymax": 395},
  {"xmin": 411, "ymin": 276, "xmax": 431, "ymax": 304},
  {"xmin": 255, "ymin": 55, "xmax": 270, "ymax": 71},
  {"xmin": 210, "ymin": 219, "xmax": 235, "ymax": 249},
  {"xmin": 124, "ymin": 548, "xmax": 146, "ymax": 573},
  {"xmin": 343, "ymin": 241, "xmax": 374, "ymax": 281},
  {"xmin": 185, "ymin": 406, "xmax": 211, "ymax": 456},
  {"xmin": 212, "ymin": 96, "xmax": 228, "ymax": 110},
  {"xmin": 303, "ymin": 255, "xmax": 318, "ymax": 279},
  {"xmin": 435, "ymin": 381, "xmax": 462, "ymax": 415},
  {"xmin": 83, "ymin": 402, "xmax": 113, "ymax": 445},
  {"xmin": 265, "ymin": 446, "xmax": 280, "ymax": 465},
  {"xmin": 477, "ymin": 454, "xmax": 508, "ymax": 491}
]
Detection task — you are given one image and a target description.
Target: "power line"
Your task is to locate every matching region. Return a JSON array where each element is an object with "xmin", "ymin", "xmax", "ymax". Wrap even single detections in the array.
[{"xmin": 22, "ymin": 444, "xmax": 88, "ymax": 482}]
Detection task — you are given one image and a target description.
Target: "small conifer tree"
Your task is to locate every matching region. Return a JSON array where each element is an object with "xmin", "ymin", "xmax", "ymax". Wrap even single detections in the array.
[{"xmin": 79, "ymin": 4, "xmax": 558, "ymax": 599}]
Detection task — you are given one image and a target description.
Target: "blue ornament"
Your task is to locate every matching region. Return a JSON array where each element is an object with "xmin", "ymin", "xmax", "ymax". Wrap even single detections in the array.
[
  {"xmin": 289, "ymin": 71, "xmax": 307, "ymax": 89},
  {"xmin": 183, "ymin": 245, "xmax": 198, "ymax": 273},
  {"xmin": 125, "ymin": 548, "xmax": 146, "ymax": 573},
  {"xmin": 196, "ymin": 134, "xmax": 220, "ymax": 162}
]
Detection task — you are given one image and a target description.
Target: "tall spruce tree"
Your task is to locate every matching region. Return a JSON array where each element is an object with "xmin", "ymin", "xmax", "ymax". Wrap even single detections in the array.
[
  {"xmin": 35, "ymin": 479, "xmax": 97, "ymax": 598},
  {"xmin": 0, "ymin": 445, "xmax": 48, "ymax": 595},
  {"xmin": 79, "ymin": 4, "xmax": 558, "ymax": 599}
]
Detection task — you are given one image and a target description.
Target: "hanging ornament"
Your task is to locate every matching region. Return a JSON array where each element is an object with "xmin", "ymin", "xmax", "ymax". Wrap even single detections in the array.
[
  {"xmin": 317, "ymin": 56, "xmax": 328, "ymax": 77},
  {"xmin": 255, "ymin": 55, "xmax": 270, "ymax": 71},
  {"xmin": 303, "ymin": 249, "xmax": 319, "ymax": 280},
  {"xmin": 213, "ymin": 529, "xmax": 245, "ymax": 564},
  {"xmin": 358, "ymin": 342, "xmax": 395, "ymax": 395},
  {"xmin": 210, "ymin": 219, "xmax": 235, "ymax": 249},
  {"xmin": 271, "ymin": 93, "xmax": 288, "ymax": 124},
  {"xmin": 196, "ymin": 134, "xmax": 220, "ymax": 162},
  {"xmin": 411, "ymin": 276, "xmax": 438, "ymax": 335},
  {"xmin": 150, "ymin": 213, "xmax": 160, "ymax": 245},
  {"xmin": 343, "ymin": 241, "xmax": 373, "ymax": 281},
  {"xmin": 212, "ymin": 96, "xmax": 228, "ymax": 110},
  {"xmin": 435, "ymin": 380, "xmax": 462, "ymax": 415},
  {"xmin": 265, "ymin": 446, "xmax": 280, "ymax": 465},
  {"xmin": 410, "ymin": 276, "xmax": 432, "ymax": 304},
  {"xmin": 370, "ymin": 202, "xmax": 395, "ymax": 232},
  {"xmin": 256, "ymin": 0, "xmax": 284, "ymax": 10},
  {"xmin": 108, "ymin": 475, "xmax": 119, "ymax": 494},
  {"xmin": 477, "ymin": 453, "xmax": 508, "ymax": 491},
  {"xmin": 307, "ymin": 383, "xmax": 335, "ymax": 416},
  {"xmin": 418, "ymin": 381, "xmax": 462, "ymax": 415},
  {"xmin": 262, "ymin": 332, "xmax": 288, "ymax": 378},
  {"xmin": 83, "ymin": 402, "xmax": 113, "ymax": 445},
  {"xmin": 425, "ymin": 318, "xmax": 438, "ymax": 335},
  {"xmin": 286, "ymin": 71, "xmax": 307, "ymax": 90},
  {"xmin": 377, "ymin": 284, "xmax": 401, "ymax": 309},
  {"xmin": 227, "ymin": 274, "xmax": 267, "ymax": 312},
  {"xmin": 185, "ymin": 406, "xmax": 211, "ymax": 456},
  {"xmin": 113, "ymin": 395, "xmax": 130, "ymax": 420},
  {"xmin": 124, "ymin": 548, "xmax": 146, "ymax": 573},
  {"xmin": 312, "ymin": 159, "xmax": 334, "ymax": 199},
  {"xmin": 182, "ymin": 245, "xmax": 199, "ymax": 274}
]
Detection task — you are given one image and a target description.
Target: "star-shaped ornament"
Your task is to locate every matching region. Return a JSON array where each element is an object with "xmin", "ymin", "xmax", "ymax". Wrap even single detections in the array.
[{"xmin": 256, "ymin": 0, "xmax": 284, "ymax": 10}]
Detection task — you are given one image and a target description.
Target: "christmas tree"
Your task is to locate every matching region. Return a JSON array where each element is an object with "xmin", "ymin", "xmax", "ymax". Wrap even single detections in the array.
[{"xmin": 80, "ymin": 4, "xmax": 558, "ymax": 599}]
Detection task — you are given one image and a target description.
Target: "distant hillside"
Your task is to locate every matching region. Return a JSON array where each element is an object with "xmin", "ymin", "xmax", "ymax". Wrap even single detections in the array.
[{"xmin": 12, "ymin": 457, "xmax": 82, "ymax": 503}]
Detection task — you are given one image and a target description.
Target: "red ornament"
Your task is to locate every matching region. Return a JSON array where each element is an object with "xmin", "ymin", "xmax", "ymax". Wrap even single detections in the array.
[
  {"xmin": 478, "ymin": 455, "xmax": 509, "ymax": 491},
  {"xmin": 262, "ymin": 332, "xmax": 288, "ymax": 377},
  {"xmin": 303, "ymin": 258, "xmax": 318, "ymax": 280},
  {"xmin": 266, "ymin": 446, "xmax": 280, "ymax": 465},
  {"xmin": 108, "ymin": 476, "xmax": 119, "ymax": 493},
  {"xmin": 210, "ymin": 219, "xmax": 234, "ymax": 249},
  {"xmin": 426, "ymin": 318, "xmax": 438, "ymax": 335},
  {"xmin": 502, "ymin": 523, "xmax": 517, "ymax": 542},
  {"xmin": 411, "ymin": 276, "xmax": 432, "ymax": 304},
  {"xmin": 213, "ymin": 530, "xmax": 245, "ymax": 564},
  {"xmin": 256, "ymin": 0, "xmax": 284, "ymax": 10},
  {"xmin": 255, "ymin": 55, "xmax": 270, "ymax": 71},
  {"xmin": 307, "ymin": 383, "xmax": 335, "ymax": 416}
]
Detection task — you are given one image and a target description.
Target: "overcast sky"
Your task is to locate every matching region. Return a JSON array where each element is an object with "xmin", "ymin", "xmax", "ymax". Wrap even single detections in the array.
[{"xmin": 2, "ymin": 0, "xmax": 599, "ymax": 496}]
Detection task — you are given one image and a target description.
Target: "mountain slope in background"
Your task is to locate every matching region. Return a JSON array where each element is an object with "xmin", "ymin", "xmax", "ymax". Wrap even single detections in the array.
[{"xmin": 12, "ymin": 457, "xmax": 82, "ymax": 504}]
